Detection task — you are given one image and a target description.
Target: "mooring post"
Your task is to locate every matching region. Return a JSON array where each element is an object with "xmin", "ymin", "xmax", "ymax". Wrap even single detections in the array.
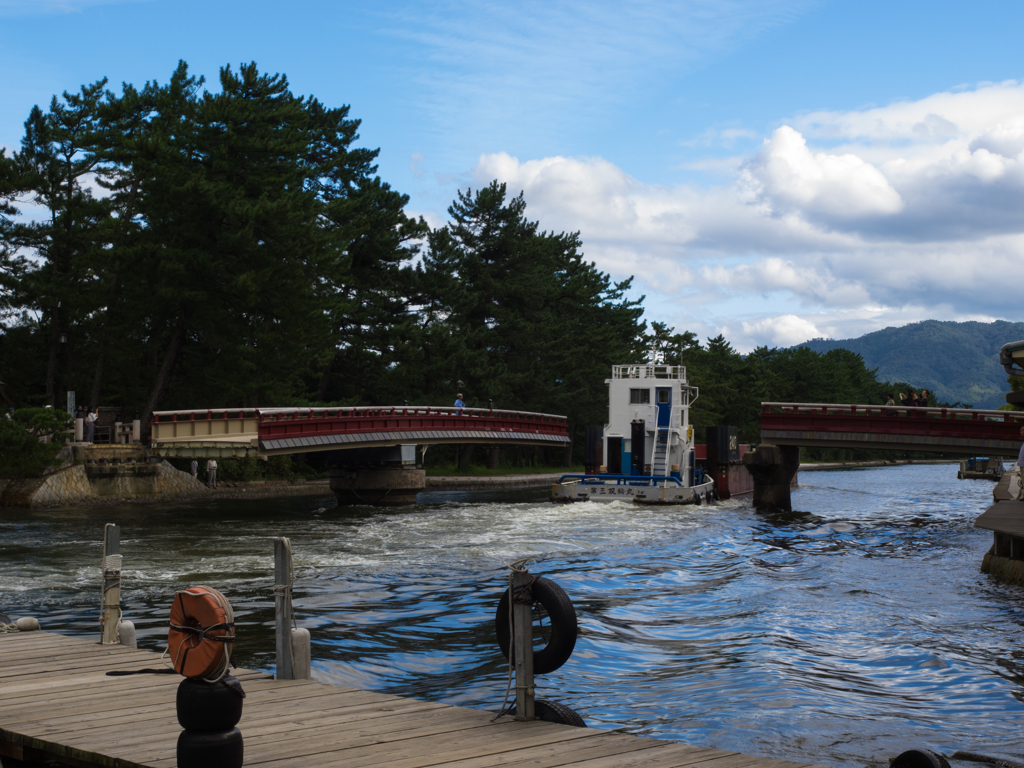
[
  {"xmin": 100, "ymin": 523, "xmax": 121, "ymax": 645},
  {"xmin": 274, "ymin": 537, "xmax": 311, "ymax": 679},
  {"xmin": 274, "ymin": 537, "xmax": 294, "ymax": 680},
  {"xmin": 512, "ymin": 567, "xmax": 535, "ymax": 721}
]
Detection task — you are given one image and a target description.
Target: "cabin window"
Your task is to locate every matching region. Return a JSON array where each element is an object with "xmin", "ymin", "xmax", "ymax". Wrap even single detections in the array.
[
  {"xmin": 630, "ymin": 389, "xmax": 650, "ymax": 404},
  {"xmin": 657, "ymin": 389, "xmax": 670, "ymax": 404},
  {"xmin": 623, "ymin": 439, "xmax": 632, "ymax": 453}
]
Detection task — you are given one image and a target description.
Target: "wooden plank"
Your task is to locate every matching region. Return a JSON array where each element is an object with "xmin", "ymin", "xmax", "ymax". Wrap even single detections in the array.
[
  {"xmin": 55, "ymin": 699, "xmax": 463, "ymax": 763},
  {"xmin": 0, "ymin": 681, "xmax": 391, "ymax": 733},
  {"xmin": 34, "ymin": 689, "xmax": 434, "ymax": 744},
  {"xmin": 0, "ymin": 650, "xmax": 181, "ymax": 678},
  {"xmin": 129, "ymin": 704, "xmax": 503, "ymax": 765},
  {"xmin": 0, "ymin": 679, "xmax": 373, "ymax": 726},
  {"xmin": 553, "ymin": 744, "xmax": 736, "ymax": 768},
  {"xmin": 366, "ymin": 730, "xmax": 666, "ymax": 768},
  {"xmin": 0, "ymin": 632, "xmax": 823, "ymax": 768},
  {"xmin": 0, "ymin": 668, "xmax": 268, "ymax": 701},
  {"xmin": 976, "ymin": 500, "xmax": 1024, "ymax": 535},
  {"xmin": 237, "ymin": 720, "xmax": 600, "ymax": 768}
]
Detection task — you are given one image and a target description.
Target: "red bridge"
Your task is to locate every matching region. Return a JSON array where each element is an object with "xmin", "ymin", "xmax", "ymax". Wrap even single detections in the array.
[
  {"xmin": 761, "ymin": 402, "xmax": 1024, "ymax": 456},
  {"xmin": 151, "ymin": 405, "xmax": 571, "ymax": 458}
]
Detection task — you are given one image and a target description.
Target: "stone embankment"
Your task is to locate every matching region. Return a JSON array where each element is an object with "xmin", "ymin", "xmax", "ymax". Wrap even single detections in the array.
[{"xmin": 0, "ymin": 460, "xmax": 207, "ymax": 508}]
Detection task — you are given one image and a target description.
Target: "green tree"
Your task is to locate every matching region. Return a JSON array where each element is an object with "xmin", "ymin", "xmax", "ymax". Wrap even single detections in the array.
[
  {"xmin": 0, "ymin": 408, "xmax": 72, "ymax": 478},
  {"xmin": 415, "ymin": 182, "xmax": 645, "ymax": 455},
  {"xmin": 7, "ymin": 82, "xmax": 110, "ymax": 407}
]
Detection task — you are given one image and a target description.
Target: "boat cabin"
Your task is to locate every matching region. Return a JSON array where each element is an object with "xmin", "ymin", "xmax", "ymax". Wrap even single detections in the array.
[{"xmin": 603, "ymin": 364, "xmax": 697, "ymax": 482}]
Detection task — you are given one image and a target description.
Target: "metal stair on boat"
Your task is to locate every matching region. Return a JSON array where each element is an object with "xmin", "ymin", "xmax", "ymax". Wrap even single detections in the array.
[{"xmin": 652, "ymin": 428, "xmax": 670, "ymax": 477}]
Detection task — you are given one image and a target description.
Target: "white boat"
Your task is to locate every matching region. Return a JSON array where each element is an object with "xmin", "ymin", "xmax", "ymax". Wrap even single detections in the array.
[{"xmin": 551, "ymin": 364, "xmax": 717, "ymax": 505}]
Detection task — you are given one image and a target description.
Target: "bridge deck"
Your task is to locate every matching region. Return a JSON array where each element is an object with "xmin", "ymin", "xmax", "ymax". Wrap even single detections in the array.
[
  {"xmin": 761, "ymin": 402, "xmax": 1024, "ymax": 455},
  {"xmin": 0, "ymin": 632, "xmax": 823, "ymax": 768},
  {"xmin": 151, "ymin": 406, "xmax": 571, "ymax": 458}
]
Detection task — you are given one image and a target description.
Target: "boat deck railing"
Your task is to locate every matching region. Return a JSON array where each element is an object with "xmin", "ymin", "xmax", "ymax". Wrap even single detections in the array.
[{"xmin": 556, "ymin": 474, "xmax": 685, "ymax": 487}]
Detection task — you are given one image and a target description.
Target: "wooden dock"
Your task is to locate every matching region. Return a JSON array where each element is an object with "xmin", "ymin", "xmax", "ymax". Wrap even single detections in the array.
[{"xmin": 1, "ymin": 631, "xmax": 825, "ymax": 768}]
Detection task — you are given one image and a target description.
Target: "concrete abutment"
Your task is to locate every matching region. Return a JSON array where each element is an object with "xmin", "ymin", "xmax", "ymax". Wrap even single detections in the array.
[{"xmin": 742, "ymin": 444, "xmax": 800, "ymax": 512}]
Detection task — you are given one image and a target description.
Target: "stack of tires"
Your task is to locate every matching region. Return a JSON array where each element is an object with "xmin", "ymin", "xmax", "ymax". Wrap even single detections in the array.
[
  {"xmin": 495, "ymin": 575, "xmax": 586, "ymax": 727},
  {"xmin": 166, "ymin": 586, "xmax": 243, "ymax": 768},
  {"xmin": 176, "ymin": 676, "xmax": 245, "ymax": 768}
]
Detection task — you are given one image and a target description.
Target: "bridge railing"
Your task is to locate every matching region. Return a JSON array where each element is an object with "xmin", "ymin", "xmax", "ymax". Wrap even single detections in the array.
[
  {"xmin": 256, "ymin": 405, "xmax": 568, "ymax": 424},
  {"xmin": 762, "ymin": 402, "xmax": 1024, "ymax": 423},
  {"xmin": 257, "ymin": 405, "xmax": 570, "ymax": 441},
  {"xmin": 151, "ymin": 406, "xmax": 571, "ymax": 444},
  {"xmin": 150, "ymin": 409, "xmax": 261, "ymax": 442}
]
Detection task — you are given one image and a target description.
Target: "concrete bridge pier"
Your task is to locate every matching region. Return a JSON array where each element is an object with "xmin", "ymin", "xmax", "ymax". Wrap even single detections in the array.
[
  {"xmin": 327, "ymin": 446, "xmax": 425, "ymax": 506},
  {"xmin": 742, "ymin": 444, "xmax": 800, "ymax": 512}
]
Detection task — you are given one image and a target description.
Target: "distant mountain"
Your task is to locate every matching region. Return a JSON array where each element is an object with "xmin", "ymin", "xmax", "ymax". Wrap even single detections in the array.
[{"xmin": 797, "ymin": 320, "xmax": 1024, "ymax": 410}]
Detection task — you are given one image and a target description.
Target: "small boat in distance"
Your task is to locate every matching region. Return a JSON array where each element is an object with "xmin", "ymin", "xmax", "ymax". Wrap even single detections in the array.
[
  {"xmin": 551, "ymin": 364, "xmax": 717, "ymax": 505},
  {"xmin": 957, "ymin": 456, "xmax": 1004, "ymax": 481}
]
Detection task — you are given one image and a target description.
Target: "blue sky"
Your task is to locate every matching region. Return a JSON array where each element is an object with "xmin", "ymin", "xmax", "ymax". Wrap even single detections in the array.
[{"xmin": 3, "ymin": 0, "xmax": 1023, "ymax": 350}]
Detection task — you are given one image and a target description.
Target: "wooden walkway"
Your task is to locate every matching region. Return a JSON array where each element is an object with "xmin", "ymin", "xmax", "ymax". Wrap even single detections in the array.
[{"xmin": 0, "ymin": 632, "xmax": 826, "ymax": 768}]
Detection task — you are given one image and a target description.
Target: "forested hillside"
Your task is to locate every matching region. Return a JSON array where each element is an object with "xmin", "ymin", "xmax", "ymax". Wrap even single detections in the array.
[
  {"xmin": 0, "ymin": 62, "xmax": 986, "ymax": 465},
  {"xmin": 799, "ymin": 320, "xmax": 1024, "ymax": 410}
]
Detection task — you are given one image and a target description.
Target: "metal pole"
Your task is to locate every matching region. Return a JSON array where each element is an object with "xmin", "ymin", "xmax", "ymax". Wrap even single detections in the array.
[
  {"xmin": 100, "ymin": 524, "xmax": 121, "ymax": 645},
  {"xmin": 512, "ymin": 568, "xmax": 535, "ymax": 720},
  {"xmin": 274, "ymin": 537, "xmax": 294, "ymax": 680}
]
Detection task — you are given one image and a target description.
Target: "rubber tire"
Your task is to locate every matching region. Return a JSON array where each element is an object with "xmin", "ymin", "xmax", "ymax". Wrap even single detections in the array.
[
  {"xmin": 495, "ymin": 576, "xmax": 577, "ymax": 675},
  {"xmin": 530, "ymin": 699, "xmax": 586, "ymax": 727},
  {"xmin": 176, "ymin": 728, "xmax": 243, "ymax": 768},
  {"xmin": 176, "ymin": 677, "xmax": 243, "ymax": 732},
  {"xmin": 891, "ymin": 749, "xmax": 950, "ymax": 768}
]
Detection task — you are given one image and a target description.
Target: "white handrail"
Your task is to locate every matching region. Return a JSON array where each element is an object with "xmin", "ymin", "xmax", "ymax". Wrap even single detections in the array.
[{"xmin": 153, "ymin": 405, "xmax": 568, "ymax": 421}]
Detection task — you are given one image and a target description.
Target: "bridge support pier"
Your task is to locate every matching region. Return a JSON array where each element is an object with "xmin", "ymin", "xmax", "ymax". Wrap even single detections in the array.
[
  {"xmin": 330, "ymin": 467, "xmax": 425, "ymax": 506},
  {"xmin": 327, "ymin": 446, "xmax": 425, "ymax": 506},
  {"xmin": 742, "ymin": 444, "xmax": 800, "ymax": 512}
]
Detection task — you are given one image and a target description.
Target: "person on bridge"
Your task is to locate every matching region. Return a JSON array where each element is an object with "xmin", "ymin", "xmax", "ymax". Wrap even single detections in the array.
[
  {"xmin": 85, "ymin": 407, "xmax": 97, "ymax": 443},
  {"xmin": 918, "ymin": 390, "xmax": 930, "ymax": 407},
  {"xmin": 885, "ymin": 393, "xmax": 895, "ymax": 406},
  {"xmin": 454, "ymin": 393, "xmax": 465, "ymax": 414}
]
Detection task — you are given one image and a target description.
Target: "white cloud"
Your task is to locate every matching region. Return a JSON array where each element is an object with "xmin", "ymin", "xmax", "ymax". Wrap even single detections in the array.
[
  {"xmin": 741, "ymin": 314, "xmax": 822, "ymax": 348},
  {"xmin": 465, "ymin": 80, "xmax": 1024, "ymax": 350},
  {"xmin": 743, "ymin": 126, "xmax": 904, "ymax": 223}
]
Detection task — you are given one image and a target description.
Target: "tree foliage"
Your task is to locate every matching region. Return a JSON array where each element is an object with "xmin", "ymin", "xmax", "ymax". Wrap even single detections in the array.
[{"xmin": 0, "ymin": 409, "xmax": 71, "ymax": 478}]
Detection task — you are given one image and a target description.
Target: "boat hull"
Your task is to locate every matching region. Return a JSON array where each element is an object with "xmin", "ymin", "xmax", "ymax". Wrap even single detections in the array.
[{"xmin": 551, "ymin": 477, "xmax": 716, "ymax": 505}]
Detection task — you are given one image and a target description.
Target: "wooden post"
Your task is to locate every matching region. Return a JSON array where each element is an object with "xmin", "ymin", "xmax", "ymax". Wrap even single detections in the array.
[
  {"xmin": 100, "ymin": 524, "xmax": 121, "ymax": 645},
  {"xmin": 512, "ymin": 568, "xmax": 535, "ymax": 721},
  {"xmin": 275, "ymin": 537, "xmax": 294, "ymax": 680}
]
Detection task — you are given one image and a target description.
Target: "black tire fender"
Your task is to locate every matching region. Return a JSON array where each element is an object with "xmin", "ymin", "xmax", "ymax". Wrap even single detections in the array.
[
  {"xmin": 531, "ymin": 699, "xmax": 586, "ymax": 727},
  {"xmin": 176, "ymin": 727, "xmax": 244, "ymax": 768},
  {"xmin": 891, "ymin": 750, "xmax": 950, "ymax": 768},
  {"xmin": 176, "ymin": 677, "xmax": 244, "ymax": 732},
  {"xmin": 495, "ymin": 576, "xmax": 577, "ymax": 675}
]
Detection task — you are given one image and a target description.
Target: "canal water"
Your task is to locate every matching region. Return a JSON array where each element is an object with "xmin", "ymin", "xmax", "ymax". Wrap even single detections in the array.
[{"xmin": 2, "ymin": 463, "xmax": 1022, "ymax": 767}]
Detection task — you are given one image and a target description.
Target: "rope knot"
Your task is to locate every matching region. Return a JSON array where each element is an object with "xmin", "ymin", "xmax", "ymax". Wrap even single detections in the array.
[{"xmin": 511, "ymin": 576, "xmax": 538, "ymax": 605}]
